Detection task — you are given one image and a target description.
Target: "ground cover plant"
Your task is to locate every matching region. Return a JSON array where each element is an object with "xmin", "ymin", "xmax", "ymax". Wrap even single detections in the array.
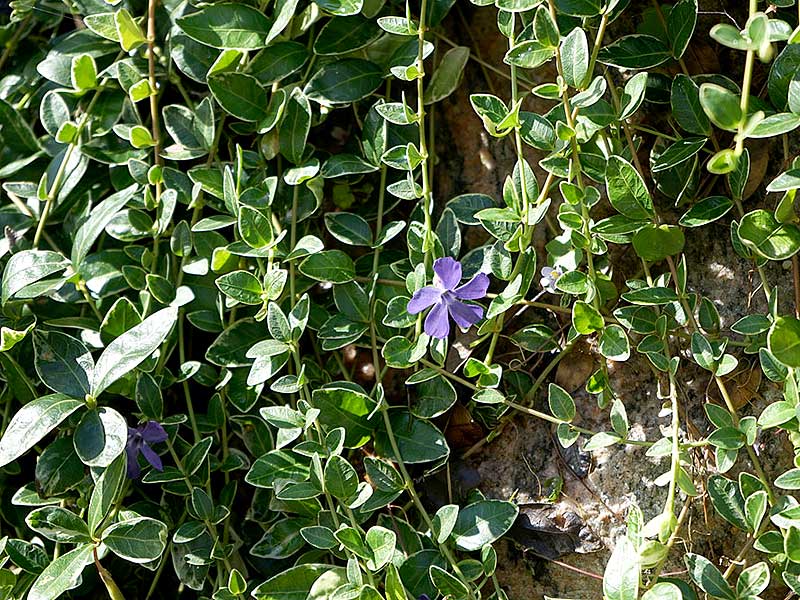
[{"xmin": 6, "ymin": 0, "xmax": 800, "ymax": 598}]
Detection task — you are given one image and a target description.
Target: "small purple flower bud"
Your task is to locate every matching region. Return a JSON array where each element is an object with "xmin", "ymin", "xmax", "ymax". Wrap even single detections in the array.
[{"xmin": 126, "ymin": 421, "xmax": 168, "ymax": 479}]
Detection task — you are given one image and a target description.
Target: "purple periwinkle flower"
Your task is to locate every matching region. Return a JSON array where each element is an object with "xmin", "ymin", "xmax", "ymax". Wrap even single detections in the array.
[
  {"xmin": 540, "ymin": 266, "xmax": 562, "ymax": 294},
  {"xmin": 407, "ymin": 257, "xmax": 489, "ymax": 339},
  {"xmin": 126, "ymin": 421, "xmax": 168, "ymax": 479}
]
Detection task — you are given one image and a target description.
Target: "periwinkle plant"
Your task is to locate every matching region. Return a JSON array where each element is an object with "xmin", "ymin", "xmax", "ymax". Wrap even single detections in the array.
[{"xmin": 2, "ymin": 0, "xmax": 800, "ymax": 599}]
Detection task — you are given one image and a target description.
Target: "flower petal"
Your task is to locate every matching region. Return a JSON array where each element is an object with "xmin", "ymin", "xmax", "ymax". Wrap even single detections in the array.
[
  {"xmin": 424, "ymin": 300, "xmax": 450, "ymax": 339},
  {"xmin": 432, "ymin": 257, "xmax": 461, "ymax": 290},
  {"xmin": 407, "ymin": 286, "xmax": 443, "ymax": 314},
  {"xmin": 448, "ymin": 299, "xmax": 484, "ymax": 329},
  {"xmin": 140, "ymin": 443, "xmax": 163, "ymax": 471},
  {"xmin": 140, "ymin": 421, "xmax": 168, "ymax": 444},
  {"xmin": 454, "ymin": 272, "xmax": 489, "ymax": 300},
  {"xmin": 126, "ymin": 449, "xmax": 141, "ymax": 479}
]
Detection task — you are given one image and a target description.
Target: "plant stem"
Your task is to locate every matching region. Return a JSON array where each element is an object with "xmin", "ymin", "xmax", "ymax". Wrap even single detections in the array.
[
  {"xmin": 415, "ymin": 0, "xmax": 434, "ymax": 272},
  {"xmin": 377, "ymin": 405, "xmax": 474, "ymax": 597}
]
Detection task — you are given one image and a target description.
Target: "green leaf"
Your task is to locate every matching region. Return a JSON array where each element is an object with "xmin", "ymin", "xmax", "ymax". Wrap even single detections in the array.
[
  {"xmin": 469, "ymin": 93, "xmax": 509, "ymax": 136},
  {"xmin": 245, "ymin": 450, "xmax": 310, "ymax": 488},
  {"xmin": 699, "ymin": 83, "xmax": 742, "ymax": 132},
  {"xmin": 177, "ymin": 3, "xmax": 272, "ymax": 49},
  {"xmin": 314, "ymin": 0, "xmax": 362, "ymax": 15},
  {"xmin": 641, "ymin": 583, "xmax": 682, "ymax": 600},
  {"xmin": 572, "ymin": 300, "xmax": 604, "ymax": 334},
  {"xmin": 584, "ymin": 431, "xmax": 622, "ymax": 450},
  {"xmin": 424, "ymin": 46, "xmax": 469, "ymax": 105},
  {"xmin": 707, "ymin": 475, "xmax": 748, "ymax": 530},
  {"xmin": 2, "ymin": 250, "xmax": 70, "ymax": 305},
  {"xmin": 0, "ymin": 98, "xmax": 41, "ymax": 153},
  {"xmin": 249, "ymin": 41, "xmax": 309, "ymax": 84},
  {"xmin": 325, "ymin": 212, "xmax": 373, "ymax": 246},
  {"xmin": 710, "ymin": 24, "xmax": 748, "ymax": 50},
  {"xmin": 758, "ymin": 401, "xmax": 795, "ymax": 428},
  {"xmin": 279, "ymin": 90, "xmax": 311, "ymax": 164},
  {"xmin": 216, "ymin": 271, "xmax": 263, "ymax": 305},
  {"xmin": 102, "ymin": 517, "xmax": 168, "ymax": 563},
  {"xmin": 432, "ymin": 505, "xmax": 459, "ymax": 544},
  {"xmin": 685, "ymin": 553, "xmax": 735, "ymax": 600},
  {"xmin": 299, "ymin": 250, "xmax": 356, "ymax": 283},
  {"xmin": 451, "ymin": 499, "xmax": 518, "ymax": 551},
  {"xmin": 314, "ymin": 15, "xmax": 381, "ymax": 56},
  {"xmin": 738, "ymin": 209, "xmax": 800, "ymax": 260},
  {"xmin": 115, "ymin": 9, "xmax": 147, "ymax": 51},
  {"xmin": 750, "ymin": 112, "xmax": 800, "ymax": 138},
  {"xmin": 768, "ymin": 168, "xmax": 800, "ymax": 192},
  {"xmin": 621, "ymin": 287, "xmax": 679, "ymax": 305},
  {"xmin": 250, "ymin": 564, "xmax": 330, "ymax": 600},
  {"xmin": 632, "ymin": 224, "xmax": 685, "ymax": 262},
  {"xmin": 26, "ymin": 507, "xmax": 91, "ymax": 543},
  {"xmin": 775, "ymin": 468, "xmax": 800, "ymax": 489},
  {"xmin": 494, "ymin": 0, "xmax": 538, "ymax": 11},
  {"xmin": 561, "ymin": 28, "xmax": 588, "ymax": 89},
  {"xmin": 0, "ymin": 394, "xmax": 83, "ymax": 468},
  {"xmin": 505, "ymin": 40, "xmax": 553, "ymax": 70},
  {"xmin": 736, "ymin": 562, "xmax": 770, "ymax": 597},
  {"xmin": 306, "ymin": 59, "xmax": 383, "ymax": 104},
  {"xmin": 210, "ymin": 319, "xmax": 270, "ymax": 367},
  {"xmin": 553, "ymin": 0, "xmax": 602, "ymax": 16},
  {"xmin": 671, "ymin": 74, "xmax": 711, "ymax": 136},
  {"xmin": 88, "ymin": 454, "xmax": 126, "ymax": 534},
  {"xmin": 83, "ymin": 13, "xmax": 120, "ymax": 41},
  {"xmin": 324, "ymin": 455, "xmax": 359, "ymax": 500},
  {"xmin": 605, "ymin": 156, "xmax": 654, "ymax": 220},
  {"xmin": 429, "ymin": 566, "xmax": 469, "ymax": 600},
  {"xmin": 651, "ymin": 138, "xmax": 707, "ymax": 172},
  {"xmin": 33, "ymin": 330, "xmax": 94, "ymax": 398},
  {"xmin": 548, "ymin": 383, "xmax": 575, "ymax": 422},
  {"xmin": 769, "ymin": 44, "xmax": 800, "ymax": 110},
  {"xmin": 597, "ymin": 35, "xmax": 671, "ymax": 69},
  {"xmin": 91, "ymin": 306, "xmax": 178, "ymax": 397},
  {"xmin": 27, "ymin": 544, "xmax": 94, "ymax": 600},
  {"xmin": 679, "ymin": 196, "xmax": 733, "ymax": 227},
  {"xmin": 72, "ymin": 184, "xmax": 137, "ymax": 268},
  {"xmin": 311, "ymin": 385, "xmax": 376, "ymax": 448},
  {"xmin": 745, "ymin": 491, "xmax": 768, "ymax": 532},
  {"xmin": 667, "ymin": 0, "xmax": 697, "ymax": 59},
  {"xmin": 603, "ymin": 537, "xmax": 639, "ymax": 600},
  {"xmin": 321, "ymin": 154, "xmax": 379, "ymax": 178},
  {"xmin": 0, "ymin": 322, "xmax": 34, "ymax": 352},
  {"xmin": 411, "ymin": 375, "xmax": 457, "ymax": 419},
  {"xmin": 73, "ymin": 407, "xmax": 127, "ymax": 467},
  {"xmin": 599, "ymin": 324, "xmax": 631, "ymax": 361},
  {"xmin": 788, "ymin": 526, "xmax": 800, "ymax": 563},
  {"xmin": 209, "ymin": 73, "xmax": 267, "ymax": 122},
  {"xmin": 365, "ymin": 526, "xmax": 396, "ymax": 571},
  {"xmin": 70, "ymin": 54, "xmax": 97, "ymax": 91},
  {"xmin": 620, "ymin": 72, "xmax": 648, "ymax": 120}
]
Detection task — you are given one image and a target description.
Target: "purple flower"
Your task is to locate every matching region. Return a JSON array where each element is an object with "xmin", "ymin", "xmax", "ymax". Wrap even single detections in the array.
[
  {"xmin": 540, "ymin": 266, "xmax": 562, "ymax": 294},
  {"xmin": 407, "ymin": 257, "xmax": 489, "ymax": 339},
  {"xmin": 126, "ymin": 421, "xmax": 168, "ymax": 479}
]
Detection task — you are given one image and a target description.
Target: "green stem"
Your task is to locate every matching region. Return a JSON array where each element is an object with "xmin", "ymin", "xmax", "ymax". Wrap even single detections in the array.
[
  {"xmin": 289, "ymin": 185, "xmax": 299, "ymax": 302},
  {"xmin": 165, "ymin": 439, "xmax": 233, "ymax": 573},
  {"xmin": 378, "ymin": 405, "xmax": 474, "ymax": 597},
  {"xmin": 0, "ymin": 15, "xmax": 31, "ymax": 74},
  {"xmin": 415, "ymin": 0, "xmax": 434, "ymax": 272},
  {"xmin": 178, "ymin": 317, "xmax": 201, "ymax": 444}
]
